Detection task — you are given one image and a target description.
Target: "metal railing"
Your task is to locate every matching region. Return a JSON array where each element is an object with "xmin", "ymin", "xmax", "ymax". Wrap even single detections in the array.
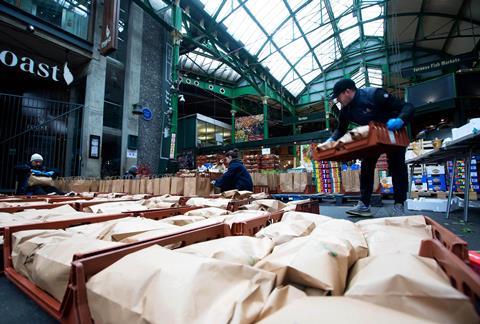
[{"xmin": 0, "ymin": 93, "xmax": 83, "ymax": 193}]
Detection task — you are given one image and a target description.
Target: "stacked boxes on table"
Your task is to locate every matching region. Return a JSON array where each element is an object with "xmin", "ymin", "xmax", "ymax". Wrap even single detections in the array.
[
  {"xmin": 243, "ymin": 155, "xmax": 260, "ymax": 173},
  {"xmin": 260, "ymin": 154, "xmax": 280, "ymax": 171},
  {"xmin": 376, "ymin": 154, "xmax": 392, "ymax": 194},
  {"xmin": 425, "ymin": 165, "xmax": 447, "ymax": 192},
  {"xmin": 447, "ymin": 156, "xmax": 479, "ymax": 193},
  {"xmin": 312, "ymin": 160, "xmax": 341, "ymax": 194}
]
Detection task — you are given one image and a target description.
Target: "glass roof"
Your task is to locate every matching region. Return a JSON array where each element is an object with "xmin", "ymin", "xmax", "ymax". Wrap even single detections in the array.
[
  {"xmin": 196, "ymin": 0, "xmax": 385, "ymax": 96},
  {"xmin": 179, "ymin": 49, "xmax": 242, "ymax": 83}
]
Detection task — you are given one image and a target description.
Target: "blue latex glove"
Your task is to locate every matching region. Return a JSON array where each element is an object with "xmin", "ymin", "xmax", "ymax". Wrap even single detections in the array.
[
  {"xmin": 44, "ymin": 171, "xmax": 54, "ymax": 177},
  {"xmin": 386, "ymin": 118, "xmax": 404, "ymax": 131},
  {"xmin": 31, "ymin": 169, "xmax": 43, "ymax": 176},
  {"xmin": 324, "ymin": 137, "xmax": 335, "ymax": 143}
]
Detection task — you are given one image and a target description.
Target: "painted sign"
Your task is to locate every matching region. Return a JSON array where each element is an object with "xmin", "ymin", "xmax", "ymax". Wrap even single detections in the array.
[
  {"xmin": 142, "ymin": 107, "xmax": 153, "ymax": 121},
  {"xmin": 100, "ymin": 0, "xmax": 120, "ymax": 55},
  {"xmin": 235, "ymin": 114, "xmax": 264, "ymax": 142},
  {"xmin": 0, "ymin": 49, "xmax": 74, "ymax": 85}
]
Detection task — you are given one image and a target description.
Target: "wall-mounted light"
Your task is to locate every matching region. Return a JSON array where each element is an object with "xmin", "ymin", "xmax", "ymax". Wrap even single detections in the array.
[{"xmin": 132, "ymin": 103, "xmax": 143, "ymax": 115}]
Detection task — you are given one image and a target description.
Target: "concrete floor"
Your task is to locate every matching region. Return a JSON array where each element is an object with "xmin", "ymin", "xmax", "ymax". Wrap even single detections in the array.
[{"xmin": 0, "ymin": 200, "xmax": 478, "ymax": 322}]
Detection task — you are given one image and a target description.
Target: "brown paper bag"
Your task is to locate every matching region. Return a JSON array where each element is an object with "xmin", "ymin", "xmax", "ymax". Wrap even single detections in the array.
[
  {"xmin": 279, "ymin": 173, "xmax": 294, "ymax": 193},
  {"xmin": 253, "ymin": 173, "xmax": 269, "ymax": 186},
  {"xmin": 177, "ymin": 236, "xmax": 274, "ymax": 266},
  {"xmin": 255, "ymin": 235, "xmax": 353, "ymax": 295},
  {"xmin": 256, "ymin": 285, "xmax": 307, "ymax": 321},
  {"xmin": 146, "ymin": 178, "xmax": 154, "ymax": 195},
  {"xmin": 69, "ymin": 178, "xmax": 93, "ymax": 192},
  {"xmin": 53, "ymin": 178, "xmax": 69, "ymax": 193},
  {"xmin": 111, "ymin": 179, "xmax": 123, "ymax": 193},
  {"xmin": 257, "ymin": 297, "xmax": 434, "ymax": 324},
  {"xmin": 311, "ymin": 219, "xmax": 368, "ymax": 263},
  {"xmin": 196, "ymin": 177, "xmax": 212, "ymax": 197},
  {"xmin": 293, "ymin": 173, "xmax": 308, "ymax": 192},
  {"xmin": 159, "ymin": 177, "xmax": 171, "ymax": 195},
  {"xmin": 267, "ymin": 173, "xmax": 279, "ymax": 191},
  {"xmin": 103, "ymin": 178, "xmax": 113, "ymax": 193},
  {"xmin": 356, "ymin": 216, "xmax": 432, "ymax": 256},
  {"xmin": 89, "ymin": 180, "xmax": 99, "ymax": 192},
  {"xmin": 86, "ymin": 245, "xmax": 276, "ymax": 324},
  {"xmin": 183, "ymin": 207, "xmax": 231, "ymax": 218},
  {"xmin": 345, "ymin": 254, "xmax": 479, "ymax": 323},
  {"xmin": 281, "ymin": 211, "xmax": 332, "ymax": 226},
  {"xmin": 28, "ymin": 175, "xmax": 55, "ymax": 187},
  {"xmin": 255, "ymin": 219, "xmax": 316, "ymax": 246},
  {"xmin": 139, "ymin": 178, "xmax": 148, "ymax": 194},
  {"xmin": 32, "ymin": 236, "xmax": 122, "ymax": 301},
  {"xmin": 170, "ymin": 177, "xmax": 184, "ymax": 195},
  {"xmin": 183, "ymin": 177, "xmax": 197, "ymax": 197},
  {"xmin": 132, "ymin": 179, "xmax": 142, "ymax": 194}
]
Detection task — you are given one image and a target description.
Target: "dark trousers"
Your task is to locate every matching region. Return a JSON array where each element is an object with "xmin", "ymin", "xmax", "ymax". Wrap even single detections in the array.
[{"xmin": 360, "ymin": 147, "xmax": 408, "ymax": 206}]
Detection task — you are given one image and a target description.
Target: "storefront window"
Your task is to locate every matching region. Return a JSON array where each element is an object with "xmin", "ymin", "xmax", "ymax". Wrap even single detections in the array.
[
  {"xmin": 6, "ymin": 0, "xmax": 92, "ymax": 40},
  {"xmin": 196, "ymin": 117, "xmax": 231, "ymax": 148}
]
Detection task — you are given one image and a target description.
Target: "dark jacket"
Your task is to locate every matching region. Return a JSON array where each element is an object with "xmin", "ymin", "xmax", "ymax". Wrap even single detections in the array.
[
  {"xmin": 215, "ymin": 159, "xmax": 253, "ymax": 192},
  {"xmin": 122, "ymin": 171, "xmax": 137, "ymax": 179},
  {"xmin": 14, "ymin": 163, "xmax": 59, "ymax": 195},
  {"xmin": 331, "ymin": 87, "xmax": 415, "ymax": 140}
]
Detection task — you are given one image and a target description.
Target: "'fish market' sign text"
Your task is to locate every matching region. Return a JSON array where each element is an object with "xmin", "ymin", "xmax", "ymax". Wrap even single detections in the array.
[{"xmin": 0, "ymin": 49, "xmax": 74, "ymax": 85}]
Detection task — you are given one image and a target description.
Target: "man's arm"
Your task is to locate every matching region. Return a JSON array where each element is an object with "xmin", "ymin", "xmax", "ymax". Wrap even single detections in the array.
[
  {"xmin": 375, "ymin": 89, "xmax": 415, "ymax": 123},
  {"xmin": 330, "ymin": 108, "xmax": 349, "ymax": 141}
]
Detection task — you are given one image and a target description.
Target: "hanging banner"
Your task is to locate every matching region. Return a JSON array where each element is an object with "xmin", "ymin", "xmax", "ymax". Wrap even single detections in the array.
[
  {"xmin": 100, "ymin": 0, "xmax": 120, "ymax": 55},
  {"xmin": 401, "ymin": 54, "xmax": 477, "ymax": 77},
  {"xmin": 299, "ymin": 144, "xmax": 314, "ymax": 171},
  {"xmin": 235, "ymin": 114, "xmax": 264, "ymax": 142}
]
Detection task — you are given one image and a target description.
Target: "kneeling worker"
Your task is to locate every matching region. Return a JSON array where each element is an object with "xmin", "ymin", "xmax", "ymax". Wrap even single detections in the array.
[
  {"xmin": 212, "ymin": 149, "xmax": 253, "ymax": 192},
  {"xmin": 326, "ymin": 78, "xmax": 414, "ymax": 217}
]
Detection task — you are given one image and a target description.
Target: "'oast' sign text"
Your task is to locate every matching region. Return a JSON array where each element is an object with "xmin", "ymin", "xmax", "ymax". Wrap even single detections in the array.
[{"xmin": 0, "ymin": 50, "xmax": 74, "ymax": 85}]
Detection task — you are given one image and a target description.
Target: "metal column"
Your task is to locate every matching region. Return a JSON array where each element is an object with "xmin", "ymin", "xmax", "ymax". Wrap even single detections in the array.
[
  {"xmin": 262, "ymin": 96, "xmax": 269, "ymax": 139},
  {"xmin": 169, "ymin": 0, "xmax": 182, "ymax": 159}
]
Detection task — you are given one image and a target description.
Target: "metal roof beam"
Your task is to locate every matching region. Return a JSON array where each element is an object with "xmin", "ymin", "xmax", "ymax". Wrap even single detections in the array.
[{"xmin": 441, "ymin": 0, "xmax": 470, "ymax": 53}]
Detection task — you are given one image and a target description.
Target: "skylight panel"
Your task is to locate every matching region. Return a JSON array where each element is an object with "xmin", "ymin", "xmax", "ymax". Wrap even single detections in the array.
[
  {"xmin": 295, "ymin": 0, "xmax": 329, "ymax": 34},
  {"xmin": 201, "ymin": 0, "xmax": 224, "ymax": 16},
  {"xmin": 363, "ymin": 20, "xmax": 383, "ymax": 36},
  {"xmin": 368, "ymin": 67, "xmax": 383, "ymax": 87},
  {"xmin": 340, "ymin": 26, "xmax": 360, "ymax": 47},
  {"xmin": 313, "ymin": 38, "xmax": 339, "ymax": 67},
  {"xmin": 262, "ymin": 52, "xmax": 291, "ymax": 81},
  {"xmin": 361, "ymin": 4, "xmax": 383, "ymax": 20},
  {"xmin": 302, "ymin": 69, "xmax": 321, "ymax": 84},
  {"xmin": 351, "ymin": 68, "xmax": 366, "ymax": 88},
  {"xmin": 245, "ymin": 0, "xmax": 289, "ymax": 34},
  {"xmin": 295, "ymin": 52, "xmax": 319, "ymax": 76},
  {"xmin": 272, "ymin": 18, "xmax": 299, "ymax": 48},
  {"xmin": 286, "ymin": 0, "xmax": 307, "ymax": 12},
  {"xmin": 338, "ymin": 12, "xmax": 358, "ymax": 30},
  {"xmin": 257, "ymin": 41, "xmax": 276, "ymax": 61},
  {"xmin": 281, "ymin": 37, "xmax": 309, "ymax": 67},
  {"xmin": 285, "ymin": 78, "xmax": 305, "ymax": 96},
  {"xmin": 306, "ymin": 23, "xmax": 333, "ymax": 48},
  {"xmin": 330, "ymin": 0, "xmax": 352, "ymax": 17},
  {"xmin": 283, "ymin": 70, "xmax": 297, "ymax": 84}
]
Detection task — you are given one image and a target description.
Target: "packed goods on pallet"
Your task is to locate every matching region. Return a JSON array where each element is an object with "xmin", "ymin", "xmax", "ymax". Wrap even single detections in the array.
[
  {"xmin": 312, "ymin": 161, "xmax": 342, "ymax": 194},
  {"xmin": 447, "ymin": 156, "xmax": 479, "ymax": 193},
  {"xmin": 6, "ymin": 209, "xmax": 478, "ymax": 323},
  {"xmin": 260, "ymin": 154, "xmax": 280, "ymax": 171},
  {"xmin": 243, "ymin": 154, "xmax": 261, "ymax": 173}
]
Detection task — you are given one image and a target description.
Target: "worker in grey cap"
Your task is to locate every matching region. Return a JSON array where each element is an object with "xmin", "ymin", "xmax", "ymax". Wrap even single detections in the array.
[{"xmin": 325, "ymin": 78, "xmax": 415, "ymax": 217}]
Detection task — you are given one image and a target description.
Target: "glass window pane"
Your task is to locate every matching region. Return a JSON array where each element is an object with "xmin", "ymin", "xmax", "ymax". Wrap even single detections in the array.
[
  {"xmin": 10, "ymin": 0, "xmax": 92, "ymax": 40},
  {"xmin": 364, "ymin": 20, "xmax": 384, "ymax": 36},
  {"xmin": 330, "ymin": 0, "xmax": 352, "ymax": 17},
  {"xmin": 340, "ymin": 26, "xmax": 360, "ymax": 47},
  {"xmin": 245, "ymin": 0, "xmax": 289, "ymax": 34}
]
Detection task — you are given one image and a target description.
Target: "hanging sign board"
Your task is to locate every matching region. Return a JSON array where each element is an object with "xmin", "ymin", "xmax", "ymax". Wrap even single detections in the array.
[
  {"xmin": 100, "ymin": 0, "xmax": 120, "ymax": 55},
  {"xmin": 261, "ymin": 148, "xmax": 271, "ymax": 155}
]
